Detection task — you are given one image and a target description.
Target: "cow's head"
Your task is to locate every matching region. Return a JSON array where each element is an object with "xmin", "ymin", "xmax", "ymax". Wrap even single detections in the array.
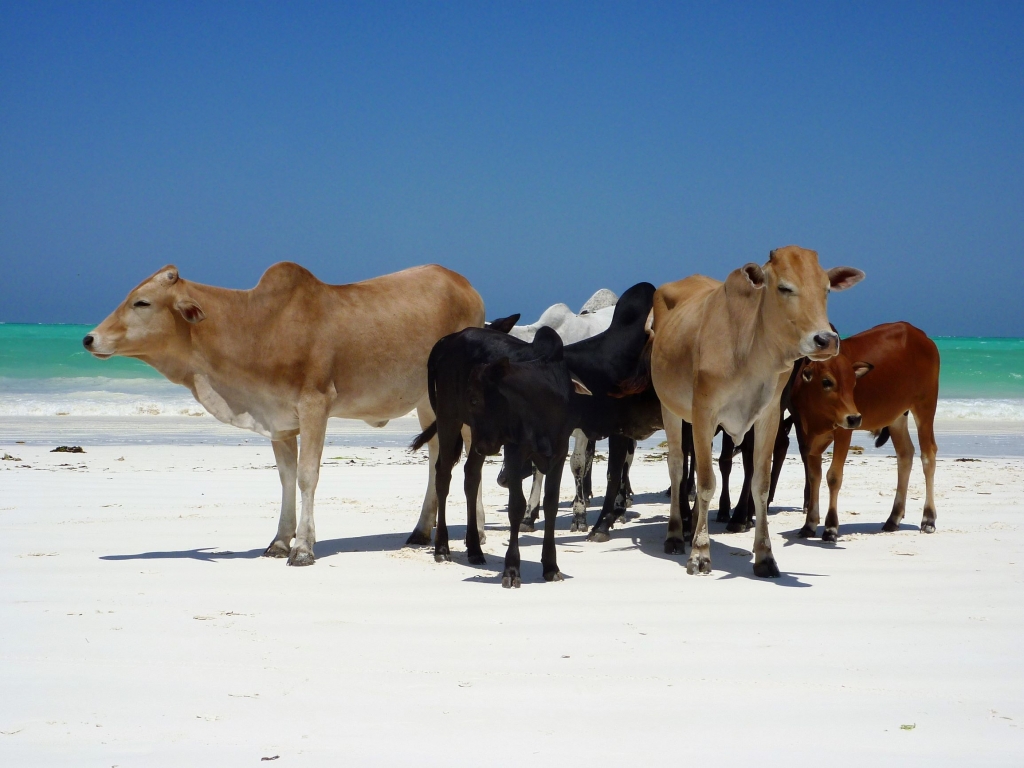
[
  {"xmin": 791, "ymin": 355, "xmax": 874, "ymax": 432},
  {"xmin": 83, "ymin": 266, "xmax": 205, "ymax": 361},
  {"xmin": 738, "ymin": 246, "xmax": 863, "ymax": 361}
]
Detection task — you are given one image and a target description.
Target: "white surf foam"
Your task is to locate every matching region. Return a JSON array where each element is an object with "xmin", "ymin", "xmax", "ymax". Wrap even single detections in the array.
[
  {"xmin": 0, "ymin": 377, "xmax": 206, "ymax": 417},
  {"xmin": 935, "ymin": 398, "xmax": 1024, "ymax": 421}
]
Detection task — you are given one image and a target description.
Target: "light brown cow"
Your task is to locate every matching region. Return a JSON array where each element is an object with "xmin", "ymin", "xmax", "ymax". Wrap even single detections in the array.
[
  {"xmin": 651, "ymin": 246, "xmax": 863, "ymax": 577},
  {"xmin": 85, "ymin": 262, "xmax": 485, "ymax": 565},
  {"xmin": 790, "ymin": 321, "xmax": 940, "ymax": 541}
]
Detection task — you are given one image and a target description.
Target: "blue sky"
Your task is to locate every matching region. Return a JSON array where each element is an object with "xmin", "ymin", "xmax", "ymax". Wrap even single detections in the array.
[{"xmin": 1, "ymin": 1, "xmax": 1021, "ymax": 335}]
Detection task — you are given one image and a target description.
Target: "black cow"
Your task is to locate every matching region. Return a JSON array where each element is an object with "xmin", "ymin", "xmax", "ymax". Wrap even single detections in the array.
[
  {"xmin": 411, "ymin": 327, "xmax": 588, "ymax": 587},
  {"xmin": 406, "ymin": 282, "xmax": 660, "ymax": 553}
]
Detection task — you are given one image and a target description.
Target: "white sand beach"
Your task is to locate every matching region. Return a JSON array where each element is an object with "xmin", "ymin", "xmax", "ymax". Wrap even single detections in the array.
[{"xmin": 2, "ymin": 416, "xmax": 1023, "ymax": 765}]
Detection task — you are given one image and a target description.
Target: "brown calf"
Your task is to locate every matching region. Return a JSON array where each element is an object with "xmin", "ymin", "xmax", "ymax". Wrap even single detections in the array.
[{"xmin": 790, "ymin": 322, "xmax": 940, "ymax": 541}]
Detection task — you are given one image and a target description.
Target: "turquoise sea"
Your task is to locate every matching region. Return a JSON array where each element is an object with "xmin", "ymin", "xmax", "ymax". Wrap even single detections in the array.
[{"xmin": 1, "ymin": 323, "xmax": 1023, "ymax": 419}]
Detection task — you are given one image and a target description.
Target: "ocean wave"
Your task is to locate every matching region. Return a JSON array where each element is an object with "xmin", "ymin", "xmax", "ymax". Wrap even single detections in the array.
[
  {"xmin": 935, "ymin": 398, "xmax": 1024, "ymax": 421},
  {"xmin": 0, "ymin": 377, "xmax": 207, "ymax": 417}
]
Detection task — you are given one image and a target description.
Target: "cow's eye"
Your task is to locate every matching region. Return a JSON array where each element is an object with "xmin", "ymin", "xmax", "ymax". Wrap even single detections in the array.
[
  {"xmin": 778, "ymin": 284, "xmax": 794, "ymax": 295},
  {"xmin": 133, "ymin": 300, "xmax": 151, "ymax": 308},
  {"xmin": 822, "ymin": 378, "xmax": 834, "ymax": 390}
]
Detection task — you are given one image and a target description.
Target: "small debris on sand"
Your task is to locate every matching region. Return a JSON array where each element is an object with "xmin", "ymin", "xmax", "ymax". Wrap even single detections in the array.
[
  {"xmin": 2, "ymin": 453, "xmax": 22, "ymax": 461},
  {"xmin": 51, "ymin": 446, "xmax": 85, "ymax": 453}
]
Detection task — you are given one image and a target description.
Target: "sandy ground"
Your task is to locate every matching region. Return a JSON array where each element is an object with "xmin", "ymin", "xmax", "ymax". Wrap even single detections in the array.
[{"xmin": 1, "ymin": 422, "xmax": 1023, "ymax": 765}]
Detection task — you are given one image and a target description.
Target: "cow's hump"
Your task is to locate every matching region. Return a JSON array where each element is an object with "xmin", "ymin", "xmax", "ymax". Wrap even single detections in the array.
[{"xmin": 254, "ymin": 262, "xmax": 322, "ymax": 293}]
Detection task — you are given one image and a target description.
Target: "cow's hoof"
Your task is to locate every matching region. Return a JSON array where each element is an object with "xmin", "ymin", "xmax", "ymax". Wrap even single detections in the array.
[
  {"xmin": 287, "ymin": 548, "xmax": 315, "ymax": 567},
  {"xmin": 519, "ymin": 521, "xmax": 535, "ymax": 533},
  {"xmin": 434, "ymin": 548, "xmax": 451, "ymax": 563},
  {"xmin": 921, "ymin": 522, "xmax": 936, "ymax": 534},
  {"xmin": 725, "ymin": 520, "xmax": 749, "ymax": 534},
  {"xmin": 544, "ymin": 570, "xmax": 564, "ymax": 582},
  {"xmin": 570, "ymin": 518, "xmax": 589, "ymax": 533},
  {"xmin": 797, "ymin": 526, "xmax": 816, "ymax": 539},
  {"xmin": 686, "ymin": 555, "xmax": 711, "ymax": 575},
  {"xmin": 822, "ymin": 529, "xmax": 838, "ymax": 543},
  {"xmin": 881, "ymin": 520, "xmax": 900, "ymax": 532},
  {"xmin": 405, "ymin": 530, "xmax": 432, "ymax": 547},
  {"xmin": 715, "ymin": 510, "xmax": 730, "ymax": 524},
  {"xmin": 502, "ymin": 571, "xmax": 522, "ymax": 589},
  {"xmin": 753, "ymin": 557, "xmax": 781, "ymax": 578},
  {"xmin": 587, "ymin": 530, "xmax": 610, "ymax": 543},
  {"xmin": 262, "ymin": 540, "xmax": 290, "ymax": 558},
  {"xmin": 467, "ymin": 552, "xmax": 486, "ymax": 565},
  {"xmin": 664, "ymin": 537, "xmax": 686, "ymax": 555}
]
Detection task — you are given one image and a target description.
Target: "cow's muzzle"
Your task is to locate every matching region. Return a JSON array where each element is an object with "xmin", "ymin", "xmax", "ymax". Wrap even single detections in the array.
[
  {"xmin": 805, "ymin": 330, "xmax": 840, "ymax": 360},
  {"xmin": 838, "ymin": 414, "xmax": 862, "ymax": 430}
]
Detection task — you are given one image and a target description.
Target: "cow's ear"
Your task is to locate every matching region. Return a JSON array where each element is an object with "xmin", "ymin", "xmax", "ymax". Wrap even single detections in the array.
[
  {"xmin": 852, "ymin": 361, "xmax": 874, "ymax": 379},
  {"xmin": 570, "ymin": 374, "xmax": 592, "ymax": 396},
  {"xmin": 486, "ymin": 314, "xmax": 521, "ymax": 334},
  {"xmin": 741, "ymin": 263, "xmax": 765, "ymax": 288},
  {"xmin": 174, "ymin": 297, "xmax": 206, "ymax": 324},
  {"xmin": 801, "ymin": 366, "xmax": 814, "ymax": 382},
  {"xmin": 827, "ymin": 267, "xmax": 864, "ymax": 291},
  {"xmin": 483, "ymin": 358, "xmax": 511, "ymax": 387}
]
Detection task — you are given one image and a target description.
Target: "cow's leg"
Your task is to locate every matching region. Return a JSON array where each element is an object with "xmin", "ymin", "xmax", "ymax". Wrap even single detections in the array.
[
  {"xmin": 768, "ymin": 414, "xmax": 791, "ymax": 505},
  {"xmin": 289, "ymin": 403, "xmax": 330, "ymax": 566},
  {"xmin": 503, "ymin": 448, "xmax": 527, "ymax": 589},
  {"xmin": 264, "ymin": 436, "xmax": 298, "ymax": 558},
  {"xmin": 681, "ymin": 420, "xmax": 695, "ymax": 544},
  {"xmin": 716, "ymin": 433, "xmax": 734, "ymax": 524},
  {"xmin": 587, "ymin": 435, "xmax": 629, "ymax": 543},
  {"xmin": 407, "ymin": 401, "xmax": 441, "ymax": 545},
  {"xmin": 727, "ymin": 428, "xmax": 755, "ymax": 533},
  {"xmin": 430, "ymin": 424, "xmax": 463, "ymax": 561},
  {"xmin": 687, "ymin": 408, "xmax": 717, "ymax": 574},
  {"xmin": 882, "ymin": 414, "xmax": 915, "ymax": 532},
  {"xmin": 463, "ymin": 448, "xmax": 487, "ymax": 564},
  {"xmin": 542, "ymin": 454, "xmax": 567, "ymax": 582},
  {"xmin": 750, "ymin": 402, "xmax": 782, "ymax": 577},
  {"xmin": 663, "ymin": 411, "xmax": 688, "ymax": 555},
  {"xmin": 913, "ymin": 401, "xmax": 938, "ymax": 533},
  {"xmin": 822, "ymin": 428, "xmax": 852, "ymax": 542},
  {"xmin": 798, "ymin": 434, "xmax": 831, "ymax": 538},
  {"xmin": 612, "ymin": 440, "xmax": 636, "ymax": 519},
  {"xmin": 570, "ymin": 431, "xmax": 592, "ymax": 532},
  {"xmin": 520, "ymin": 469, "xmax": 544, "ymax": 532},
  {"xmin": 582, "ymin": 435, "xmax": 595, "ymax": 504},
  {"xmin": 461, "ymin": 424, "xmax": 486, "ymax": 545}
]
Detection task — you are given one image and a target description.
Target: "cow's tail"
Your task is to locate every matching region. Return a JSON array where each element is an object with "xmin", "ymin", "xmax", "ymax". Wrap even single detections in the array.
[
  {"xmin": 611, "ymin": 335, "xmax": 654, "ymax": 398},
  {"xmin": 873, "ymin": 427, "xmax": 891, "ymax": 449},
  {"xmin": 411, "ymin": 422, "xmax": 437, "ymax": 452},
  {"xmin": 411, "ymin": 342, "xmax": 443, "ymax": 451}
]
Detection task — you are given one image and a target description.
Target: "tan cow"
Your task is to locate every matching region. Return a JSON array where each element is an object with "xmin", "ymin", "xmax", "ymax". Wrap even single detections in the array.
[
  {"xmin": 85, "ymin": 262, "xmax": 485, "ymax": 565},
  {"xmin": 651, "ymin": 246, "xmax": 863, "ymax": 577}
]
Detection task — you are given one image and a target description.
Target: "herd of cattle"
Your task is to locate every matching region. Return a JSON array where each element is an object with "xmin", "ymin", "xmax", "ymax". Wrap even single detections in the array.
[{"xmin": 84, "ymin": 246, "xmax": 940, "ymax": 586}]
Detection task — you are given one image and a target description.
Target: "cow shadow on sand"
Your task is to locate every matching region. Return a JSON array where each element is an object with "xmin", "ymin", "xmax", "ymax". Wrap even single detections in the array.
[
  {"xmin": 778, "ymin": 519, "xmax": 920, "ymax": 550},
  {"xmin": 99, "ymin": 531, "xmax": 408, "ymax": 564}
]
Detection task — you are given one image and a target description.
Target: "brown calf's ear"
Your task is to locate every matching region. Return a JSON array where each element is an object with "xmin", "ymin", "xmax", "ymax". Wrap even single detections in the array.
[
  {"xmin": 174, "ymin": 297, "xmax": 206, "ymax": 324},
  {"xmin": 571, "ymin": 375, "xmax": 593, "ymax": 396},
  {"xmin": 741, "ymin": 263, "xmax": 765, "ymax": 288},
  {"xmin": 827, "ymin": 267, "xmax": 865, "ymax": 291},
  {"xmin": 852, "ymin": 361, "xmax": 874, "ymax": 379}
]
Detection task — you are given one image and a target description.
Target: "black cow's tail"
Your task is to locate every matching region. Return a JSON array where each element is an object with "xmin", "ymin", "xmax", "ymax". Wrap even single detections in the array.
[
  {"xmin": 411, "ymin": 341, "xmax": 443, "ymax": 451},
  {"xmin": 873, "ymin": 427, "xmax": 891, "ymax": 449},
  {"xmin": 611, "ymin": 335, "xmax": 654, "ymax": 398},
  {"xmin": 411, "ymin": 422, "xmax": 437, "ymax": 452}
]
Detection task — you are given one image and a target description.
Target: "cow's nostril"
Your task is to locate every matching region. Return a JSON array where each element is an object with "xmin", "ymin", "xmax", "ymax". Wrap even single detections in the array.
[
  {"xmin": 846, "ymin": 414, "xmax": 862, "ymax": 429},
  {"xmin": 83, "ymin": 335, "xmax": 94, "ymax": 348},
  {"xmin": 814, "ymin": 333, "xmax": 835, "ymax": 349}
]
